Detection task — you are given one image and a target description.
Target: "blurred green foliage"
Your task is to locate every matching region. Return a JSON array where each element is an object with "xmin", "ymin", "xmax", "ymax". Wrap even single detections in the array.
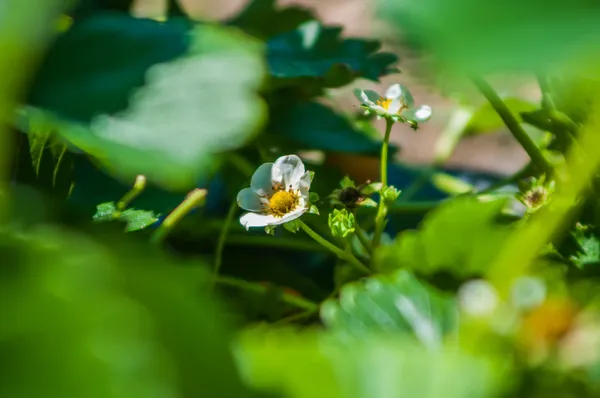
[{"xmin": 4, "ymin": 0, "xmax": 600, "ymax": 397}]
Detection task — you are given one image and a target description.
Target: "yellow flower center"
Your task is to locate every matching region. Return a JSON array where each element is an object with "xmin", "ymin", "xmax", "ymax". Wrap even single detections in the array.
[
  {"xmin": 268, "ymin": 190, "xmax": 299, "ymax": 217},
  {"xmin": 376, "ymin": 97, "xmax": 392, "ymax": 110}
]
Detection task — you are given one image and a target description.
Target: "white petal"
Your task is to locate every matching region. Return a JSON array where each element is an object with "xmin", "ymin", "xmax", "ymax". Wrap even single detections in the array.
[
  {"xmin": 370, "ymin": 104, "xmax": 388, "ymax": 114},
  {"xmin": 274, "ymin": 155, "xmax": 305, "ymax": 189},
  {"xmin": 353, "ymin": 88, "xmax": 379, "ymax": 106},
  {"xmin": 387, "ymin": 98, "xmax": 403, "ymax": 114},
  {"xmin": 269, "ymin": 206, "xmax": 307, "ymax": 226},
  {"xmin": 299, "ymin": 171, "xmax": 312, "ymax": 197},
  {"xmin": 414, "ymin": 105, "xmax": 432, "ymax": 122},
  {"xmin": 385, "ymin": 83, "xmax": 403, "ymax": 99},
  {"xmin": 237, "ymin": 187, "xmax": 266, "ymax": 212},
  {"xmin": 239, "ymin": 212, "xmax": 278, "ymax": 230},
  {"xmin": 401, "ymin": 105, "xmax": 432, "ymax": 123},
  {"xmin": 251, "ymin": 163, "xmax": 274, "ymax": 196}
]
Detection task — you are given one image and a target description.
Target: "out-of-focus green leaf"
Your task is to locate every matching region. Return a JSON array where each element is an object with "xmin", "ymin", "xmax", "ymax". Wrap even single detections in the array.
[
  {"xmin": 464, "ymin": 98, "xmax": 538, "ymax": 135},
  {"xmin": 267, "ymin": 20, "xmax": 398, "ymax": 89},
  {"xmin": 379, "ymin": 0, "xmax": 600, "ymax": 73},
  {"xmin": 0, "ymin": 225, "xmax": 256, "ymax": 398},
  {"xmin": 549, "ymin": 75, "xmax": 600, "ymax": 125},
  {"xmin": 377, "ymin": 197, "xmax": 512, "ymax": 278},
  {"xmin": 27, "ymin": 15, "xmax": 266, "ymax": 189},
  {"xmin": 228, "ymin": 0, "xmax": 314, "ymax": 39},
  {"xmin": 320, "ymin": 270, "xmax": 458, "ymax": 345},
  {"xmin": 234, "ymin": 329, "xmax": 501, "ymax": 398},
  {"xmin": 267, "ymin": 102, "xmax": 395, "ymax": 155},
  {"xmin": 93, "ymin": 201, "xmax": 159, "ymax": 231}
]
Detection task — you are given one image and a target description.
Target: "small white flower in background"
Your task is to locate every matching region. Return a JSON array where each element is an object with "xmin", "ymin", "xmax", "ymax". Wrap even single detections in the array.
[
  {"xmin": 237, "ymin": 155, "xmax": 312, "ymax": 230},
  {"xmin": 353, "ymin": 83, "xmax": 432, "ymax": 126},
  {"xmin": 458, "ymin": 279, "xmax": 499, "ymax": 317}
]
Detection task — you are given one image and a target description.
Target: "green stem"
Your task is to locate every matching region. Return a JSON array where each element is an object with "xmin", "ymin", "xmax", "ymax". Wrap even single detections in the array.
[
  {"xmin": 298, "ymin": 219, "xmax": 371, "ymax": 275},
  {"xmin": 216, "ymin": 275, "xmax": 318, "ymax": 311},
  {"xmin": 112, "ymin": 174, "xmax": 146, "ymax": 218},
  {"xmin": 211, "ymin": 199, "xmax": 238, "ymax": 287},
  {"xmin": 379, "ymin": 117, "xmax": 394, "ymax": 187},
  {"xmin": 353, "ymin": 219, "xmax": 372, "ymax": 256},
  {"xmin": 471, "ymin": 76, "xmax": 552, "ymax": 174},
  {"xmin": 475, "ymin": 163, "xmax": 533, "ymax": 195},
  {"xmin": 150, "ymin": 188, "xmax": 207, "ymax": 244},
  {"xmin": 372, "ymin": 117, "xmax": 394, "ymax": 249},
  {"xmin": 272, "ymin": 309, "xmax": 318, "ymax": 325}
]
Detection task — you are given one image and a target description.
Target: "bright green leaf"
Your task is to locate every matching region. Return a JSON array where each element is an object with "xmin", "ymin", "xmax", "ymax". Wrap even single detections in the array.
[
  {"xmin": 376, "ymin": 197, "xmax": 512, "ymax": 277},
  {"xmin": 234, "ymin": 329, "xmax": 501, "ymax": 398},
  {"xmin": 463, "ymin": 98, "xmax": 538, "ymax": 135},
  {"xmin": 379, "ymin": 0, "xmax": 600, "ymax": 73},
  {"xmin": 93, "ymin": 201, "xmax": 159, "ymax": 231},
  {"xmin": 320, "ymin": 270, "xmax": 457, "ymax": 345}
]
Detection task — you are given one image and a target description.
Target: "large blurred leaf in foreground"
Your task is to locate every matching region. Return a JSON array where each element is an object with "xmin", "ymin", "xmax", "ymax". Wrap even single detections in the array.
[
  {"xmin": 0, "ymin": 224, "xmax": 254, "ymax": 398},
  {"xmin": 379, "ymin": 0, "xmax": 600, "ymax": 73},
  {"xmin": 234, "ymin": 329, "xmax": 500, "ymax": 398},
  {"xmin": 267, "ymin": 20, "xmax": 398, "ymax": 89},
  {"xmin": 377, "ymin": 197, "xmax": 512, "ymax": 278},
  {"xmin": 27, "ymin": 15, "xmax": 266, "ymax": 188},
  {"xmin": 320, "ymin": 270, "xmax": 457, "ymax": 346}
]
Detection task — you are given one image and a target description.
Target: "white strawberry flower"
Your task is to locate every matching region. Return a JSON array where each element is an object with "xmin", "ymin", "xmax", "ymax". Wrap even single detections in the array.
[
  {"xmin": 353, "ymin": 83, "xmax": 432, "ymax": 125},
  {"xmin": 237, "ymin": 155, "xmax": 312, "ymax": 230}
]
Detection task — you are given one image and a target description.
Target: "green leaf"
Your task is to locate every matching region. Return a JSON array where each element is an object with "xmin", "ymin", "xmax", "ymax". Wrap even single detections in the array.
[
  {"xmin": 379, "ymin": 0, "xmax": 600, "ymax": 73},
  {"xmin": 340, "ymin": 176, "xmax": 356, "ymax": 189},
  {"xmin": 376, "ymin": 197, "xmax": 512, "ymax": 278},
  {"xmin": 463, "ymin": 98, "xmax": 538, "ymax": 135},
  {"xmin": 27, "ymin": 16, "xmax": 266, "ymax": 189},
  {"xmin": 234, "ymin": 329, "xmax": 501, "ymax": 398},
  {"xmin": 570, "ymin": 228, "xmax": 600, "ymax": 269},
  {"xmin": 283, "ymin": 219, "xmax": 301, "ymax": 233},
  {"xmin": 228, "ymin": 0, "xmax": 314, "ymax": 39},
  {"xmin": 309, "ymin": 192, "xmax": 320, "ymax": 202},
  {"xmin": 267, "ymin": 20, "xmax": 398, "ymax": 89},
  {"xmin": 320, "ymin": 270, "xmax": 457, "ymax": 345},
  {"xmin": 0, "ymin": 224, "xmax": 256, "ymax": 398},
  {"xmin": 92, "ymin": 201, "xmax": 159, "ymax": 232},
  {"xmin": 268, "ymin": 102, "xmax": 395, "ymax": 155}
]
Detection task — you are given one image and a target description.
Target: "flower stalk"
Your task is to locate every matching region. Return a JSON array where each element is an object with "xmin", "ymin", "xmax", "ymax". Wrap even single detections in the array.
[
  {"xmin": 150, "ymin": 188, "xmax": 208, "ymax": 244},
  {"xmin": 298, "ymin": 219, "xmax": 371, "ymax": 275},
  {"xmin": 372, "ymin": 117, "xmax": 394, "ymax": 249}
]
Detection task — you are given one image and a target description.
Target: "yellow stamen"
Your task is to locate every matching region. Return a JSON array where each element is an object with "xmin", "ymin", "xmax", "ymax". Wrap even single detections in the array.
[
  {"xmin": 376, "ymin": 97, "xmax": 392, "ymax": 110},
  {"xmin": 268, "ymin": 190, "xmax": 299, "ymax": 217}
]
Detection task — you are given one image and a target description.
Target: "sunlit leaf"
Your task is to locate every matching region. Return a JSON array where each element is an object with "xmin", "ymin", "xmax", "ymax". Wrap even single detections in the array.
[
  {"xmin": 93, "ymin": 201, "xmax": 159, "ymax": 231},
  {"xmin": 379, "ymin": 0, "xmax": 600, "ymax": 73},
  {"xmin": 234, "ymin": 329, "xmax": 500, "ymax": 398},
  {"xmin": 320, "ymin": 270, "xmax": 458, "ymax": 346},
  {"xmin": 464, "ymin": 98, "xmax": 538, "ymax": 135},
  {"xmin": 377, "ymin": 197, "xmax": 512, "ymax": 278}
]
